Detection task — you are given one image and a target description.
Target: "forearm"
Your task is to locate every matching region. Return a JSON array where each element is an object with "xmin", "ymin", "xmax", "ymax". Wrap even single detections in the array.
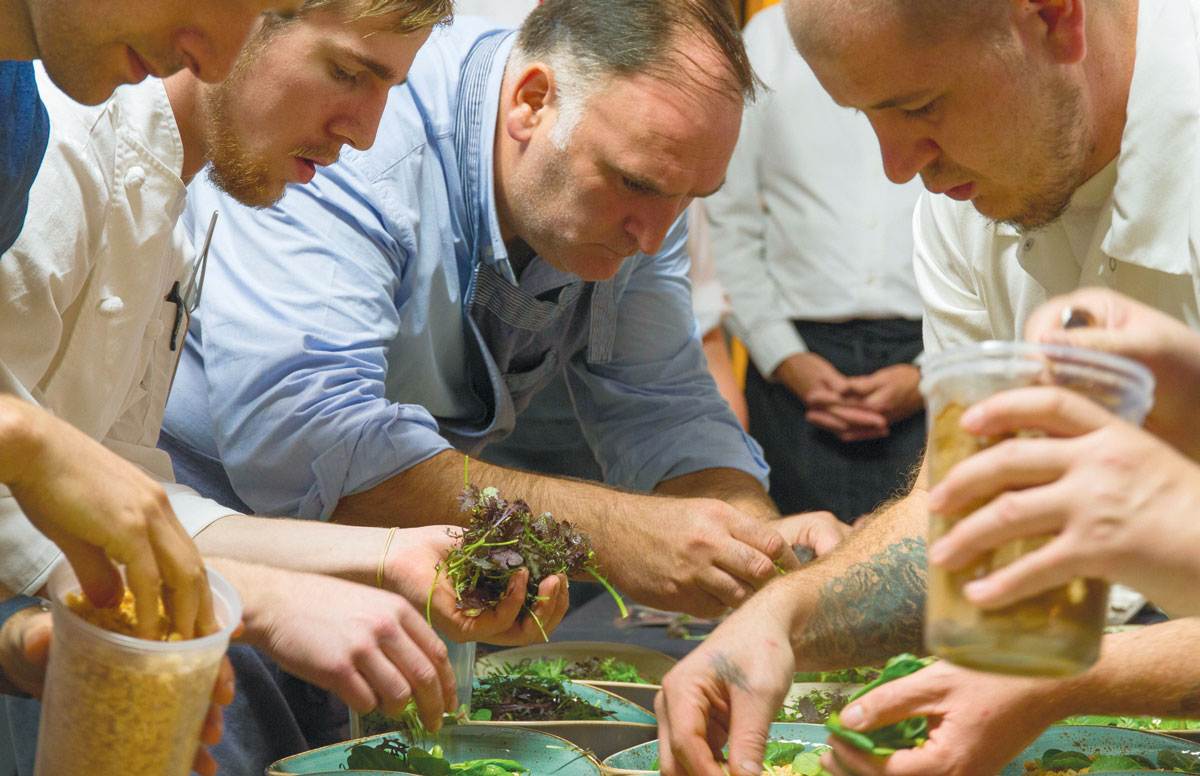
[
  {"xmin": 331, "ymin": 449, "xmax": 643, "ymax": 561},
  {"xmin": 0, "ymin": 395, "xmax": 41, "ymax": 485},
  {"xmin": 739, "ymin": 484, "xmax": 930, "ymax": 670},
  {"xmin": 1049, "ymin": 619, "xmax": 1200, "ymax": 718},
  {"xmin": 655, "ymin": 467, "xmax": 778, "ymax": 521},
  {"xmin": 196, "ymin": 514, "xmax": 388, "ymax": 589}
]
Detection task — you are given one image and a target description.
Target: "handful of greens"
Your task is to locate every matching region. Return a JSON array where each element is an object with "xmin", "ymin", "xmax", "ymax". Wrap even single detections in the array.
[
  {"xmin": 468, "ymin": 675, "xmax": 616, "ymax": 722},
  {"xmin": 345, "ymin": 738, "xmax": 527, "ymax": 776},
  {"xmin": 824, "ymin": 654, "xmax": 935, "ymax": 755},
  {"xmin": 495, "ymin": 656, "xmax": 652, "ymax": 684},
  {"xmin": 430, "ymin": 482, "xmax": 626, "ymax": 637}
]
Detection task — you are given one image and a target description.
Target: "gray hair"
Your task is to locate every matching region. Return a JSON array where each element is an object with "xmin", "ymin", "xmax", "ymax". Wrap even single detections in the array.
[{"xmin": 507, "ymin": 0, "xmax": 759, "ymax": 150}]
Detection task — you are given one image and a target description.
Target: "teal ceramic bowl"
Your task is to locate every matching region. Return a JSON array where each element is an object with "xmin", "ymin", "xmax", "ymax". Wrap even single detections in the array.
[
  {"xmin": 602, "ymin": 722, "xmax": 829, "ymax": 774},
  {"xmin": 603, "ymin": 722, "xmax": 1200, "ymax": 776},
  {"xmin": 267, "ymin": 723, "xmax": 601, "ymax": 776},
  {"xmin": 1001, "ymin": 725, "xmax": 1200, "ymax": 776}
]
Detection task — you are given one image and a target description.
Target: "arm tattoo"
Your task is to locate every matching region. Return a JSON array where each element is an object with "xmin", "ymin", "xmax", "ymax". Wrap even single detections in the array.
[
  {"xmin": 712, "ymin": 652, "xmax": 750, "ymax": 692},
  {"xmin": 801, "ymin": 536, "xmax": 927, "ymax": 666}
]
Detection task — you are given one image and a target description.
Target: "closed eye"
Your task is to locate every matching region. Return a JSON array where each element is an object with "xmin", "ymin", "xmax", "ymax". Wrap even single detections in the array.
[
  {"xmin": 899, "ymin": 98, "xmax": 939, "ymax": 120},
  {"xmin": 622, "ymin": 176, "xmax": 656, "ymax": 196},
  {"xmin": 330, "ymin": 64, "xmax": 360, "ymax": 86}
]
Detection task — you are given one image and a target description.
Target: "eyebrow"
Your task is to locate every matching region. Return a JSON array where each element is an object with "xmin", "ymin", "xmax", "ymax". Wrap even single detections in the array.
[
  {"xmin": 612, "ymin": 164, "xmax": 726, "ymax": 199},
  {"xmin": 868, "ymin": 89, "xmax": 936, "ymax": 111},
  {"xmin": 326, "ymin": 42, "xmax": 397, "ymax": 83}
]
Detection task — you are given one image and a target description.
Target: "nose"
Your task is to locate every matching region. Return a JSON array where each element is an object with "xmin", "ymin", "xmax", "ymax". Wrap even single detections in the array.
[
  {"xmin": 329, "ymin": 89, "xmax": 390, "ymax": 152},
  {"xmin": 172, "ymin": 11, "xmax": 259, "ymax": 82},
  {"xmin": 870, "ymin": 115, "xmax": 940, "ymax": 184},
  {"xmin": 624, "ymin": 199, "xmax": 687, "ymax": 257}
]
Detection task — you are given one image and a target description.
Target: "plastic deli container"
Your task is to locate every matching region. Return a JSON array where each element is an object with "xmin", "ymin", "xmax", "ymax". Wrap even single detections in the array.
[
  {"xmin": 920, "ymin": 341, "xmax": 1154, "ymax": 677},
  {"xmin": 34, "ymin": 559, "xmax": 242, "ymax": 776}
]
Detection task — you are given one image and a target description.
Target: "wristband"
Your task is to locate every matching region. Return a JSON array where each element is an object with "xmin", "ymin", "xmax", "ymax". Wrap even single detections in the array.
[{"xmin": 377, "ymin": 526, "xmax": 399, "ymax": 589}]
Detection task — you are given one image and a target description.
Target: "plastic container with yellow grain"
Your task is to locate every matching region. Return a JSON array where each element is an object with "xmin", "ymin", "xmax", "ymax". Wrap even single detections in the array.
[{"xmin": 34, "ymin": 558, "xmax": 241, "ymax": 776}]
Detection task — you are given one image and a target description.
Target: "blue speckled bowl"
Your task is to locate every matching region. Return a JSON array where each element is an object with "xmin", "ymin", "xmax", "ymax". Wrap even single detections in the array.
[
  {"xmin": 602, "ymin": 722, "xmax": 1200, "ymax": 775},
  {"xmin": 1001, "ymin": 725, "xmax": 1200, "ymax": 776},
  {"xmin": 267, "ymin": 723, "xmax": 601, "ymax": 776},
  {"xmin": 603, "ymin": 723, "xmax": 829, "ymax": 774}
]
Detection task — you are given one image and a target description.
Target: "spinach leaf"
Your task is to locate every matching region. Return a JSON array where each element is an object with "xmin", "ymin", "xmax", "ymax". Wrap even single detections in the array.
[
  {"xmin": 762, "ymin": 742, "xmax": 810, "ymax": 765},
  {"xmin": 824, "ymin": 654, "xmax": 934, "ymax": 755},
  {"xmin": 1089, "ymin": 754, "xmax": 1151, "ymax": 772},
  {"xmin": 1158, "ymin": 749, "xmax": 1200, "ymax": 774},
  {"xmin": 790, "ymin": 752, "xmax": 826, "ymax": 776},
  {"xmin": 1038, "ymin": 750, "xmax": 1092, "ymax": 771}
]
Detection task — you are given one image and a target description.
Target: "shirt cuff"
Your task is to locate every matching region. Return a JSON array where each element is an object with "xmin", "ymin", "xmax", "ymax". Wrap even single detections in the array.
[
  {"xmin": 162, "ymin": 483, "xmax": 243, "ymax": 534},
  {"xmin": 744, "ymin": 321, "xmax": 808, "ymax": 378}
]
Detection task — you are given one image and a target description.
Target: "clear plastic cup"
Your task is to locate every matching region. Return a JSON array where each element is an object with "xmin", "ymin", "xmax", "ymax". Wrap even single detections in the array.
[
  {"xmin": 920, "ymin": 341, "xmax": 1155, "ymax": 677},
  {"xmin": 34, "ymin": 559, "xmax": 241, "ymax": 776}
]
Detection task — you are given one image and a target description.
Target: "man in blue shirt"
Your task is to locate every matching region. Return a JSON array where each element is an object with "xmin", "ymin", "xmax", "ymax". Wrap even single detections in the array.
[{"xmin": 163, "ymin": 0, "xmax": 851, "ymax": 619}]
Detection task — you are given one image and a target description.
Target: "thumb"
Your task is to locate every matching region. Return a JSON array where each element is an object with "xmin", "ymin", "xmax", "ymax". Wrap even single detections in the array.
[
  {"xmin": 838, "ymin": 675, "xmax": 933, "ymax": 732},
  {"xmin": 21, "ymin": 612, "xmax": 52, "ymax": 668},
  {"xmin": 1035, "ymin": 327, "xmax": 1138, "ymax": 358},
  {"xmin": 58, "ymin": 539, "xmax": 122, "ymax": 609}
]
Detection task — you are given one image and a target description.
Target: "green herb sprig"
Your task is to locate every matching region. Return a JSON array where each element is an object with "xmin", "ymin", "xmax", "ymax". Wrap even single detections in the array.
[{"xmin": 427, "ymin": 461, "xmax": 627, "ymax": 638}]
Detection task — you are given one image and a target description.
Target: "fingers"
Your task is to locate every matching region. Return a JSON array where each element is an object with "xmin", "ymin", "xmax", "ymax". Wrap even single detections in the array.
[
  {"xmin": 376, "ymin": 619, "xmax": 454, "ymax": 728},
  {"xmin": 957, "ymin": 386, "xmax": 1117, "ymax": 438},
  {"xmin": 656, "ymin": 683, "xmax": 734, "ymax": 776},
  {"xmin": 527, "ymin": 573, "xmax": 569, "ymax": 635},
  {"xmin": 961, "ymin": 536, "xmax": 1091, "ymax": 610},
  {"xmin": 199, "ymin": 702, "xmax": 224, "ymax": 747},
  {"xmin": 210, "ymin": 655, "xmax": 236, "ymax": 707},
  {"xmin": 192, "ymin": 745, "xmax": 219, "ymax": 776},
  {"xmin": 823, "ymin": 738, "xmax": 891, "ymax": 776},
  {"xmin": 724, "ymin": 698, "xmax": 776, "ymax": 776},
  {"xmin": 150, "ymin": 516, "xmax": 216, "ymax": 639},
  {"xmin": 929, "ymin": 479, "xmax": 1071, "ymax": 572},
  {"xmin": 122, "ymin": 537, "xmax": 166, "ymax": 640},
  {"xmin": 57, "ymin": 538, "xmax": 122, "ymax": 610}
]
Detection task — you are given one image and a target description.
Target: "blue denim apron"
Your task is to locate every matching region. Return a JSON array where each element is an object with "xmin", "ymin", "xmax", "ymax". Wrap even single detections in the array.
[{"xmin": 437, "ymin": 30, "xmax": 621, "ymax": 458}]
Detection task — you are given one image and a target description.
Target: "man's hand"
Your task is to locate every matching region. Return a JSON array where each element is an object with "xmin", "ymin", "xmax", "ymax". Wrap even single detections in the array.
[
  {"xmin": 0, "ymin": 604, "xmax": 234, "ymax": 776},
  {"xmin": 844, "ymin": 364, "xmax": 924, "ymax": 425},
  {"xmin": 926, "ymin": 386, "xmax": 1200, "ymax": 618},
  {"xmin": 383, "ymin": 526, "xmax": 570, "ymax": 645},
  {"xmin": 771, "ymin": 353, "xmax": 894, "ymax": 442},
  {"xmin": 656, "ymin": 589, "xmax": 796, "ymax": 776},
  {"xmin": 599, "ymin": 498, "xmax": 801, "ymax": 618},
  {"xmin": 1024, "ymin": 288, "xmax": 1200, "ymax": 460},
  {"xmin": 820, "ymin": 661, "xmax": 1062, "ymax": 776},
  {"xmin": 0, "ymin": 397, "xmax": 216, "ymax": 640},
  {"xmin": 773, "ymin": 512, "xmax": 852, "ymax": 557},
  {"xmin": 248, "ymin": 567, "xmax": 456, "ymax": 731}
]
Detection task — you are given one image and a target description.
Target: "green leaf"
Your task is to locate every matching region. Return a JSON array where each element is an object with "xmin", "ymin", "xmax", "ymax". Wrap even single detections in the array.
[
  {"xmin": 408, "ymin": 747, "xmax": 453, "ymax": 776},
  {"xmin": 790, "ymin": 752, "xmax": 826, "ymax": 776},
  {"xmin": 346, "ymin": 744, "xmax": 410, "ymax": 770},
  {"xmin": 1158, "ymin": 749, "xmax": 1200, "ymax": 774},
  {"xmin": 1089, "ymin": 755, "xmax": 1150, "ymax": 772},
  {"xmin": 470, "ymin": 708, "xmax": 493, "ymax": 721},
  {"xmin": 1039, "ymin": 750, "xmax": 1092, "ymax": 771},
  {"xmin": 826, "ymin": 712, "xmax": 878, "ymax": 751}
]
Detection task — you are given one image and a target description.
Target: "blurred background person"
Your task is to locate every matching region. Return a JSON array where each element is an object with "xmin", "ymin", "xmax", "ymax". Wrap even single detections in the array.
[{"xmin": 708, "ymin": 2, "xmax": 926, "ymax": 523}]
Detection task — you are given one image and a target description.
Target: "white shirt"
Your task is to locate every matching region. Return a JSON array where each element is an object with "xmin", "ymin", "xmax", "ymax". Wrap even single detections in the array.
[
  {"xmin": 0, "ymin": 71, "xmax": 235, "ymax": 595},
  {"xmin": 706, "ymin": 3, "xmax": 925, "ymax": 377},
  {"xmin": 687, "ymin": 200, "xmax": 732, "ymax": 336},
  {"xmin": 917, "ymin": 0, "xmax": 1200, "ymax": 353}
]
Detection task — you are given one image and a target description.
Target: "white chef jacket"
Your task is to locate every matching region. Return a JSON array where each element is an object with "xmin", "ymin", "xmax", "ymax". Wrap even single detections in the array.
[
  {"xmin": 916, "ymin": 0, "xmax": 1200, "ymax": 353},
  {"xmin": 0, "ymin": 69, "xmax": 236, "ymax": 595},
  {"xmin": 687, "ymin": 200, "xmax": 732, "ymax": 336},
  {"xmin": 707, "ymin": 3, "xmax": 925, "ymax": 378}
]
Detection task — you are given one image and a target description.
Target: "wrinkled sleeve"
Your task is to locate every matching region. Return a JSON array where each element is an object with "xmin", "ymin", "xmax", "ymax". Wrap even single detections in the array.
[
  {"xmin": 187, "ymin": 167, "xmax": 453, "ymax": 521},
  {"xmin": 912, "ymin": 193, "xmax": 993, "ymax": 354},
  {"xmin": 566, "ymin": 215, "xmax": 769, "ymax": 492}
]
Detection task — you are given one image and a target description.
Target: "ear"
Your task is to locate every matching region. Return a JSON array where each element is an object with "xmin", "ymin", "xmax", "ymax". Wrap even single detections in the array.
[
  {"xmin": 502, "ymin": 63, "xmax": 556, "ymax": 144},
  {"xmin": 1014, "ymin": 0, "xmax": 1087, "ymax": 64}
]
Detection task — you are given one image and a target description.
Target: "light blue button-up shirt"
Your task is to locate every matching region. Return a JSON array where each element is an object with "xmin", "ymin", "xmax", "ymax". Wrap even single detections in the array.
[{"xmin": 161, "ymin": 17, "xmax": 768, "ymax": 521}]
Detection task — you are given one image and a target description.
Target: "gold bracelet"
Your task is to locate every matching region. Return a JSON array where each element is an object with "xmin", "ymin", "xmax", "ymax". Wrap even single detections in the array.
[{"xmin": 377, "ymin": 526, "xmax": 399, "ymax": 589}]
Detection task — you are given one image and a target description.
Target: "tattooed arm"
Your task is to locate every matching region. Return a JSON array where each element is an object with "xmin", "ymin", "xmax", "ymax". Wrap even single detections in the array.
[{"xmin": 657, "ymin": 462, "xmax": 935, "ymax": 776}]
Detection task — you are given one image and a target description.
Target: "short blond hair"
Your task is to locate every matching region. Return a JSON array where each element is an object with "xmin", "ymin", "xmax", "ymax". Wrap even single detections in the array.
[{"xmin": 278, "ymin": 0, "xmax": 452, "ymax": 35}]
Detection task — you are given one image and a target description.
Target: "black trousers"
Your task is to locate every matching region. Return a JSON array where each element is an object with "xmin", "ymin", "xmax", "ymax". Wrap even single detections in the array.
[{"xmin": 745, "ymin": 318, "xmax": 926, "ymax": 523}]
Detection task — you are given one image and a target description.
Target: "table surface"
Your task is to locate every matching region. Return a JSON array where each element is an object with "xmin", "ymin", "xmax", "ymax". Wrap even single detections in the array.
[{"xmin": 536, "ymin": 592, "xmax": 714, "ymax": 660}]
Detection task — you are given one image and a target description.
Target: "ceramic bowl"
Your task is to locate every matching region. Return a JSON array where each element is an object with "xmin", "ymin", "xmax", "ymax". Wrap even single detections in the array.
[
  {"xmin": 267, "ymin": 723, "xmax": 601, "ymax": 776},
  {"xmin": 476, "ymin": 641, "xmax": 676, "ymax": 710}
]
